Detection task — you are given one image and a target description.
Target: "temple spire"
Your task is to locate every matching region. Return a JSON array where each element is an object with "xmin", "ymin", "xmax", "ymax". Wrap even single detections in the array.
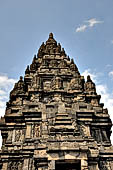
[
  {"xmin": 0, "ymin": 33, "xmax": 113, "ymax": 170},
  {"xmin": 49, "ymin": 32, "xmax": 53, "ymax": 39}
]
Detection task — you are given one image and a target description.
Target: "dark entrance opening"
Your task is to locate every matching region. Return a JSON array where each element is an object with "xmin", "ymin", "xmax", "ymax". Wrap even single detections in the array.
[{"xmin": 55, "ymin": 160, "xmax": 81, "ymax": 170}]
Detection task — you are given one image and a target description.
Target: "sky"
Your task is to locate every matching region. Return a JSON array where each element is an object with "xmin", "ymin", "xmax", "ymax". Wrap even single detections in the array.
[{"xmin": 0, "ymin": 0, "xmax": 113, "ymax": 146}]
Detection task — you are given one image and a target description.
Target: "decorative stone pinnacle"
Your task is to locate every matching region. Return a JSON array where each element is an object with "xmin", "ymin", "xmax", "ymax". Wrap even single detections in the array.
[
  {"xmin": 20, "ymin": 76, "xmax": 23, "ymax": 81},
  {"xmin": 46, "ymin": 33, "xmax": 56, "ymax": 46},
  {"xmin": 62, "ymin": 48, "xmax": 65, "ymax": 52},
  {"xmin": 49, "ymin": 32, "xmax": 53, "ymax": 39},
  {"xmin": 34, "ymin": 55, "xmax": 36, "ymax": 59},
  {"xmin": 71, "ymin": 59, "xmax": 74, "ymax": 64},
  {"xmin": 87, "ymin": 75, "xmax": 91, "ymax": 82}
]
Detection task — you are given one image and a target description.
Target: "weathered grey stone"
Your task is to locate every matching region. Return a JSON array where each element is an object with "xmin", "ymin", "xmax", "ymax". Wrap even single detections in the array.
[{"xmin": 0, "ymin": 33, "xmax": 113, "ymax": 169}]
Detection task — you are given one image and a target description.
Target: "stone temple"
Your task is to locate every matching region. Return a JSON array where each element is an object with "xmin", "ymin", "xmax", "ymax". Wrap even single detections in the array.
[{"xmin": 0, "ymin": 33, "xmax": 113, "ymax": 170}]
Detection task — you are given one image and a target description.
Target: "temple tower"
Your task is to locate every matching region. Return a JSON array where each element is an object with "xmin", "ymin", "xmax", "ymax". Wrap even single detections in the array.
[{"xmin": 0, "ymin": 33, "xmax": 113, "ymax": 169}]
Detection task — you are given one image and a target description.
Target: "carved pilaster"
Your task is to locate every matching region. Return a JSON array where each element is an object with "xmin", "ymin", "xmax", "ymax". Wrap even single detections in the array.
[
  {"xmin": 81, "ymin": 160, "xmax": 88, "ymax": 170},
  {"xmin": 26, "ymin": 124, "xmax": 31, "ymax": 138},
  {"xmin": 2, "ymin": 163, "xmax": 8, "ymax": 170},
  {"xmin": 23, "ymin": 159, "xmax": 29, "ymax": 170},
  {"xmin": 48, "ymin": 160, "xmax": 55, "ymax": 170}
]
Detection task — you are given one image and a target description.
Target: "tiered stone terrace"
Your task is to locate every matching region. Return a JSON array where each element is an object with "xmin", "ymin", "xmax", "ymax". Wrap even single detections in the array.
[{"xmin": 0, "ymin": 33, "xmax": 113, "ymax": 170}]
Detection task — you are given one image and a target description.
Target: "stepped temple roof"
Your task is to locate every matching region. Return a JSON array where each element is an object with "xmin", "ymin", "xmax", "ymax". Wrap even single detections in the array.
[{"xmin": 0, "ymin": 33, "xmax": 113, "ymax": 170}]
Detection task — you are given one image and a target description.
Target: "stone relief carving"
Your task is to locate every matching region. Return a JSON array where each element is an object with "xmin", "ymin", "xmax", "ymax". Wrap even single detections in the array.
[
  {"xmin": 11, "ymin": 129, "xmax": 25, "ymax": 143},
  {"xmin": 8, "ymin": 161, "xmax": 23, "ymax": 170},
  {"xmin": 15, "ymin": 129, "xmax": 25, "ymax": 142},
  {"xmin": 51, "ymin": 76, "xmax": 63, "ymax": 90},
  {"xmin": 81, "ymin": 124, "xmax": 91, "ymax": 137},
  {"xmin": 69, "ymin": 78, "xmax": 82, "ymax": 90},
  {"xmin": 99, "ymin": 161, "xmax": 109, "ymax": 170},
  {"xmin": 59, "ymin": 60, "xmax": 67, "ymax": 68},
  {"xmin": 33, "ymin": 124, "xmax": 40, "ymax": 138},
  {"xmin": 7, "ymin": 131, "xmax": 12, "ymax": 143},
  {"xmin": 49, "ymin": 60, "xmax": 58, "ymax": 67}
]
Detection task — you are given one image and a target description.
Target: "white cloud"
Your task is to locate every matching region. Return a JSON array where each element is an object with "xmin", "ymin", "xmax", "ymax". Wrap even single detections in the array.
[
  {"xmin": 76, "ymin": 25, "xmax": 87, "ymax": 32},
  {"xmin": 0, "ymin": 74, "xmax": 16, "ymax": 90},
  {"xmin": 82, "ymin": 69, "xmax": 113, "ymax": 143},
  {"xmin": 106, "ymin": 64, "xmax": 112, "ymax": 68},
  {"xmin": 76, "ymin": 18, "xmax": 103, "ymax": 33},
  {"xmin": 85, "ymin": 18, "xmax": 103, "ymax": 27},
  {"xmin": 0, "ymin": 74, "xmax": 17, "ymax": 117},
  {"xmin": 109, "ymin": 71, "xmax": 113, "ymax": 78}
]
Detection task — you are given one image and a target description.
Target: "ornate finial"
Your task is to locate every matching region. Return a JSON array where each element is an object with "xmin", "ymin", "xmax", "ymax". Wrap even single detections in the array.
[
  {"xmin": 27, "ymin": 65, "xmax": 29, "ymax": 70},
  {"xmin": 58, "ymin": 43, "xmax": 61, "ymax": 48},
  {"xmin": 67, "ymin": 56, "xmax": 70, "ymax": 61},
  {"xmin": 56, "ymin": 43, "xmax": 61, "ymax": 53},
  {"xmin": 20, "ymin": 76, "xmax": 23, "ymax": 81},
  {"xmin": 41, "ymin": 42, "xmax": 45, "ymax": 48},
  {"xmin": 85, "ymin": 75, "xmax": 96, "ymax": 94},
  {"xmin": 33, "ymin": 55, "xmax": 36, "ymax": 63},
  {"xmin": 25, "ymin": 65, "xmax": 30, "ymax": 74},
  {"xmin": 87, "ymin": 75, "xmax": 91, "ymax": 82},
  {"xmin": 61, "ymin": 48, "xmax": 66, "ymax": 56},
  {"xmin": 34, "ymin": 54, "xmax": 36, "ymax": 60},
  {"xmin": 62, "ymin": 48, "xmax": 65, "ymax": 52},
  {"xmin": 71, "ymin": 59, "xmax": 74, "ymax": 64},
  {"xmin": 49, "ymin": 33, "xmax": 53, "ymax": 39}
]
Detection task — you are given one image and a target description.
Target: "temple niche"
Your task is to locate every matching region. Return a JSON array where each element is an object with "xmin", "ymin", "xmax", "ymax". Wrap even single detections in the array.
[{"xmin": 0, "ymin": 33, "xmax": 113, "ymax": 170}]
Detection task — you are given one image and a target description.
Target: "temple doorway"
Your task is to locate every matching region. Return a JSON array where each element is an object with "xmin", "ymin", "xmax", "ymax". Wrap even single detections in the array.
[{"xmin": 55, "ymin": 160, "xmax": 81, "ymax": 170}]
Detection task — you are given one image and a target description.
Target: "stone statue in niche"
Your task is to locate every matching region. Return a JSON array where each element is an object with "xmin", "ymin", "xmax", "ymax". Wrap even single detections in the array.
[
  {"xmin": 81, "ymin": 124, "xmax": 91, "ymax": 137},
  {"xmin": 34, "ymin": 124, "xmax": 40, "ymax": 138},
  {"xmin": 49, "ymin": 60, "xmax": 58, "ymax": 67},
  {"xmin": 58, "ymin": 60, "xmax": 67, "ymax": 68},
  {"xmin": 43, "ymin": 81, "xmax": 51, "ymax": 91},
  {"xmin": 15, "ymin": 129, "xmax": 25, "ymax": 142},
  {"xmin": 69, "ymin": 78, "xmax": 82, "ymax": 90},
  {"xmin": 50, "ymin": 47, "xmax": 55, "ymax": 54},
  {"xmin": 15, "ymin": 130, "xmax": 21, "ymax": 142},
  {"xmin": 45, "ymin": 43, "xmax": 54, "ymax": 54},
  {"xmin": 7, "ymin": 131, "xmax": 12, "ymax": 142},
  {"xmin": 91, "ymin": 98, "xmax": 99, "ymax": 106},
  {"xmin": 51, "ymin": 76, "xmax": 62, "ymax": 90}
]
